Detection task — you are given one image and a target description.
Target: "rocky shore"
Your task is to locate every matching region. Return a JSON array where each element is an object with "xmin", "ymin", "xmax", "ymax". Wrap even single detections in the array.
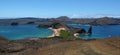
[
  {"xmin": 0, "ymin": 37, "xmax": 120, "ymax": 55},
  {"xmin": 38, "ymin": 22, "xmax": 88, "ymax": 37}
]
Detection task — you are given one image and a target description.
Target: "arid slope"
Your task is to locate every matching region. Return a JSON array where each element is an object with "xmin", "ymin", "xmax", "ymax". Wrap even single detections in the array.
[{"xmin": 0, "ymin": 37, "xmax": 120, "ymax": 55}]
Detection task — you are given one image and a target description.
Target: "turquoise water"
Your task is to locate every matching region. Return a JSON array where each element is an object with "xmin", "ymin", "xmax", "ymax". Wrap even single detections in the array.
[
  {"xmin": 68, "ymin": 24, "xmax": 120, "ymax": 39},
  {"xmin": 0, "ymin": 24, "xmax": 120, "ymax": 40},
  {"xmin": 0, "ymin": 25, "xmax": 53, "ymax": 40}
]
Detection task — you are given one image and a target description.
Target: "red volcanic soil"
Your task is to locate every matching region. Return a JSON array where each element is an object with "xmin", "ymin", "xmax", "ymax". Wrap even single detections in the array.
[
  {"xmin": 89, "ymin": 37, "xmax": 120, "ymax": 55},
  {"xmin": 0, "ymin": 37, "xmax": 120, "ymax": 55}
]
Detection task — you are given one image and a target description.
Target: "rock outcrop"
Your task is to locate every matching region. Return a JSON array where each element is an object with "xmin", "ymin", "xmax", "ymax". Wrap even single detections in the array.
[
  {"xmin": 88, "ymin": 26, "xmax": 92, "ymax": 35},
  {"xmin": 51, "ymin": 22, "xmax": 86, "ymax": 33},
  {"xmin": 49, "ymin": 22, "xmax": 87, "ymax": 37},
  {"xmin": 11, "ymin": 22, "xmax": 19, "ymax": 26},
  {"xmin": 38, "ymin": 22, "xmax": 87, "ymax": 37}
]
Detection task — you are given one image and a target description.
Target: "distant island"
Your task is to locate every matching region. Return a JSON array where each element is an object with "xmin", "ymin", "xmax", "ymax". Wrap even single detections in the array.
[{"xmin": 0, "ymin": 16, "xmax": 120, "ymax": 26}]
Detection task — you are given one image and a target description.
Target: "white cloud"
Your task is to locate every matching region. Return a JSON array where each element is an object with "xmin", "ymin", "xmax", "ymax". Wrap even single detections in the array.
[
  {"xmin": 71, "ymin": 14, "xmax": 80, "ymax": 18},
  {"xmin": 70, "ymin": 14, "xmax": 120, "ymax": 18}
]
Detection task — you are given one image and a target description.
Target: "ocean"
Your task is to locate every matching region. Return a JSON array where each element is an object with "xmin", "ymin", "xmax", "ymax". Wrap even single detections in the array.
[
  {"xmin": 0, "ymin": 25, "xmax": 53, "ymax": 40},
  {"xmin": 68, "ymin": 24, "xmax": 120, "ymax": 39},
  {"xmin": 0, "ymin": 24, "xmax": 120, "ymax": 40}
]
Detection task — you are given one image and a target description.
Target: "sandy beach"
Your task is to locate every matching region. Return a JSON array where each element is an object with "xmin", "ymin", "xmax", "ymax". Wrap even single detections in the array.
[{"xmin": 48, "ymin": 27, "xmax": 66, "ymax": 37}]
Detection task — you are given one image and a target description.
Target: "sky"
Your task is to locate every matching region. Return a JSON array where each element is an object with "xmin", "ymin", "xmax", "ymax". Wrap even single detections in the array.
[{"xmin": 0, "ymin": 0, "xmax": 120, "ymax": 18}]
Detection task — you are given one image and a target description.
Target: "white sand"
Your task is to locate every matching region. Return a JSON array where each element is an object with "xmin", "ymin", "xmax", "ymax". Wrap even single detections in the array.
[{"xmin": 48, "ymin": 27, "xmax": 66, "ymax": 37}]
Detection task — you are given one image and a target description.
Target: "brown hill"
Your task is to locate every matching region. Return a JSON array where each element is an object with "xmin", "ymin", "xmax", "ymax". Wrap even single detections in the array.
[
  {"xmin": 37, "ymin": 37, "xmax": 120, "ymax": 55},
  {"xmin": 0, "ymin": 37, "xmax": 120, "ymax": 55}
]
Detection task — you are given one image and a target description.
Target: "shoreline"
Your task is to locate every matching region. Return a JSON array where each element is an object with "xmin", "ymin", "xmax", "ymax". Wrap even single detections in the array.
[{"xmin": 48, "ymin": 27, "xmax": 66, "ymax": 37}]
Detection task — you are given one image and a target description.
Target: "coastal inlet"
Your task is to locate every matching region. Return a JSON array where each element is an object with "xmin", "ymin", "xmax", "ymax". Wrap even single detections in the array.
[
  {"xmin": 0, "ymin": 23, "xmax": 120, "ymax": 40},
  {"xmin": 0, "ymin": 25, "xmax": 53, "ymax": 40}
]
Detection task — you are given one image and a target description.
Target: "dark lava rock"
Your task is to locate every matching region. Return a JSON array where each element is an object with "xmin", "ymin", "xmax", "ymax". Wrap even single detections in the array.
[
  {"xmin": 51, "ymin": 22, "xmax": 87, "ymax": 34},
  {"xmin": 88, "ymin": 26, "xmax": 92, "ymax": 35},
  {"xmin": 11, "ymin": 22, "xmax": 19, "ymax": 26},
  {"xmin": 38, "ymin": 22, "xmax": 87, "ymax": 35},
  {"xmin": 73, "ymin": 28, "xmax": 86, "ymax": 34},
  {"xmin": 26, "ymin": 21, "xmax": 35, "ymax": 24}
]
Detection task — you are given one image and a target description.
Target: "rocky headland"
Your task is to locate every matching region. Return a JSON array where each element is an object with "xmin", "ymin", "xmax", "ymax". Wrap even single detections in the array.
[{"xmin": 38, "ymin": 22, "xmax": 88, "ymax": 37}]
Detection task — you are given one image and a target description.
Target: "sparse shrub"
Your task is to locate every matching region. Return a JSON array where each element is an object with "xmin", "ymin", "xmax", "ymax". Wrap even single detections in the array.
[{"xmin": 60, "ymin": 30, "xmax": 72, "ymax": 39}]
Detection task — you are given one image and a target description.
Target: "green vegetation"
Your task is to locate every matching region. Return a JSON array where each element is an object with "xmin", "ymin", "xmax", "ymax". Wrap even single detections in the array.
[
  {"xmin": 60, "ymin": 30, "xmax": 72, "ymax": 39},
  {"xmin": 41, "ymin": 30, "xmax": 79, "ymax": 40}
]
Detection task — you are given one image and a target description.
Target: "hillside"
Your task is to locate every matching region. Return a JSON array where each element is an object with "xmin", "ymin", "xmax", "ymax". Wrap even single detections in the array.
[{"xmin": 0, "ymin": 37, "xmax": 120, "ymax": 55}]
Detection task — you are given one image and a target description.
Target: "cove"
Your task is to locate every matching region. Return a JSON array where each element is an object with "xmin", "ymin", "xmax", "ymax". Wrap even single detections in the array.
[
  {"xmin": 0, "ymin": 25, "xmax": 53, "ymax": 40},
  {"xmin": 0, "ymin": 24, "xmax": 120, "ymax": 40}
]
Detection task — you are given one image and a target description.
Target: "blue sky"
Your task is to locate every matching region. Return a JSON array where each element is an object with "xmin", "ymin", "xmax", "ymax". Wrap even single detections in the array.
[{"xmin": 0, "ymin": 0, "xmax": 120, "ymax": 18}]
